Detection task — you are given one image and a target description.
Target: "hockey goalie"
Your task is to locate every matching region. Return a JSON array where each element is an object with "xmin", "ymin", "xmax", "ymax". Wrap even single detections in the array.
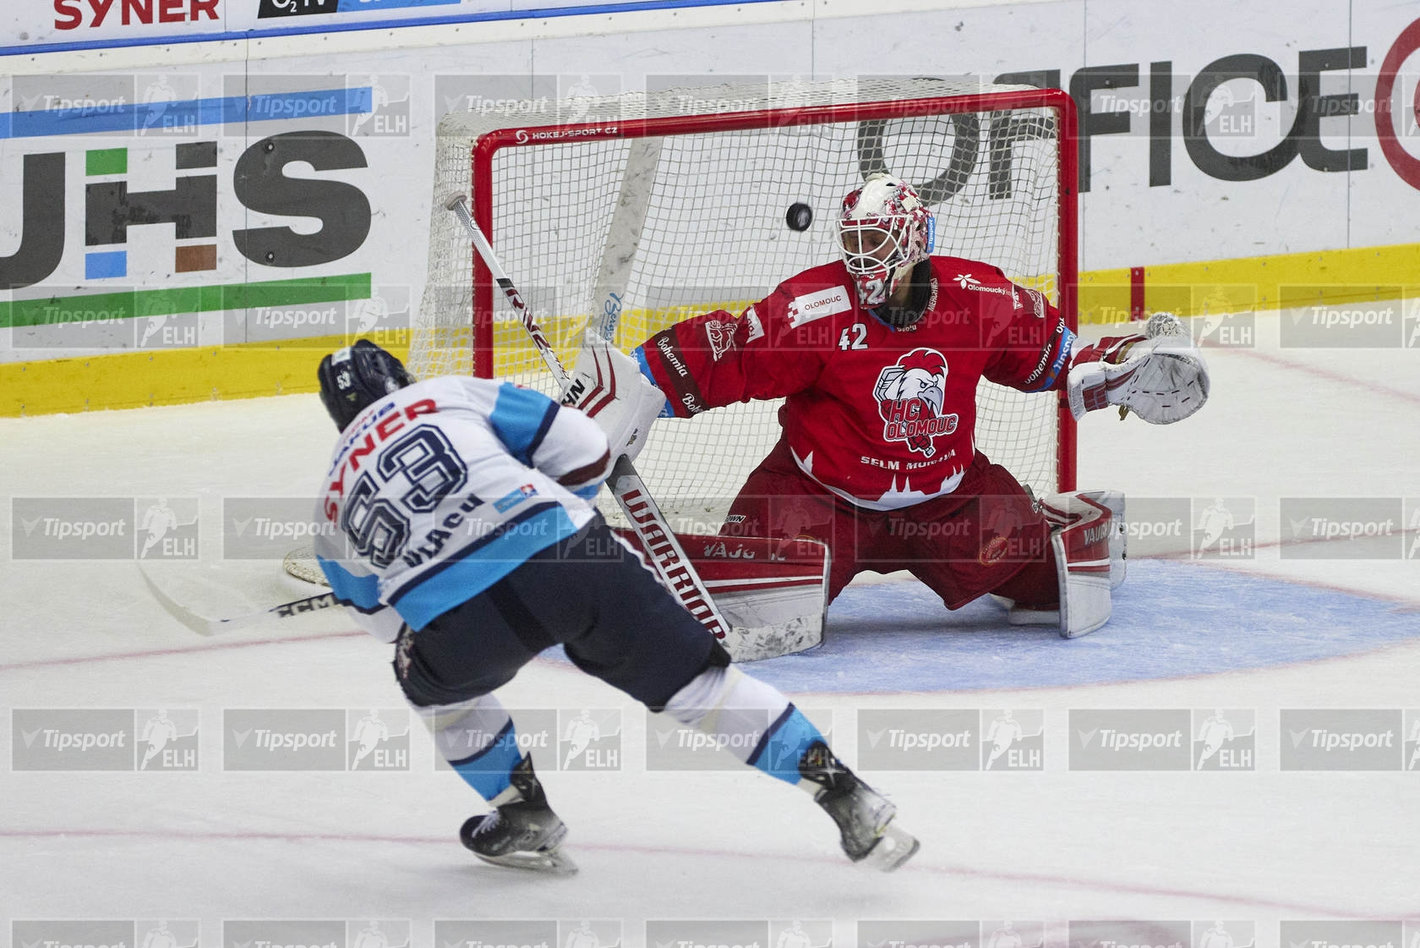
[{"xmin": 568, "ymin": 172, "xmax": 1210, "ymax": 639}]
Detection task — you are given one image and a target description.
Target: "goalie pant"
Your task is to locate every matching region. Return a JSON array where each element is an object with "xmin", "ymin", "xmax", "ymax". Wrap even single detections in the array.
[{"xmin": 723, "ymin": 439, "xmax": 1062, "ymax": 610}]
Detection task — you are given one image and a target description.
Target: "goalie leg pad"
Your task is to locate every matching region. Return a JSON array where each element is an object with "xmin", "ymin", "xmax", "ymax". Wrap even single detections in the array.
[{"xmin": 1007, "ymin": 492, "xmax": 1121, "ymax": 637}]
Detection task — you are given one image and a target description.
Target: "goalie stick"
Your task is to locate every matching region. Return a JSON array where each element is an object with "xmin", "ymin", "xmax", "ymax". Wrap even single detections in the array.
[
  {"xmin": 445, "ymin": 192, "xmax": 733, "ymax": 643},
  {"xmin": 139, "ymin": 565, "xmax": 339, "ymax": 636}
]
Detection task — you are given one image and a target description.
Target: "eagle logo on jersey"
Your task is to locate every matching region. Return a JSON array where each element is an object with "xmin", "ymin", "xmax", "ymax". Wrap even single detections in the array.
[
  {"xmin": 872, "ymin": 347, "xmax": 959, "ymax": 457},
  {"xmin": 705, "ymin": 319, "xmax": 737, "ymax": 361}
]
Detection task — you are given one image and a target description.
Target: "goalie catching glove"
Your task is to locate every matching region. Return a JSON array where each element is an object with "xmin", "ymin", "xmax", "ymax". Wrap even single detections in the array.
[
  {"xmin": 562, "ymin": 338, "xmax": 667, "ymax": 464},
  {"xmin": 1067, "ymin": 312, "xmax": 1210, "ymax": 424}
]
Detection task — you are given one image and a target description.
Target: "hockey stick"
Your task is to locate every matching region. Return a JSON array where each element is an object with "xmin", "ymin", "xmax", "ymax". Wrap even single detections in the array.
[
  {"xmin": 445, "ymin": 193, "xmax": 731, "ymax": 643},
  {"xmin": 139, "ymin": 565, "xmax": 339, "ymax": 636}
]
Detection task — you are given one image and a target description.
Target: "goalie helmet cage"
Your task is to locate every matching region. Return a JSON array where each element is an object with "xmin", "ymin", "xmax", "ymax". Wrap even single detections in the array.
[{"xmin": 416, "ymin": 77, "xmax": 1078, "ymax": 533}]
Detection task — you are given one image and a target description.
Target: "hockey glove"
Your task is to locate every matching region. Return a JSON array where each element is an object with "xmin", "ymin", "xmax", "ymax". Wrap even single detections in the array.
[
  {"xmin": 1066, "ymin": 312, "xmax": 1210, "ymax": 424},
  {"xmin": 562, "ymin": 339, "xmax": 667, "ymax": 464}
]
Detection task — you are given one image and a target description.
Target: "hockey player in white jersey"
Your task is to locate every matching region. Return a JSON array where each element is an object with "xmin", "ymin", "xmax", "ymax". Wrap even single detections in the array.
[{"xmin": 313, "ymin": 340, "xmax": 918, "ymax": 873}]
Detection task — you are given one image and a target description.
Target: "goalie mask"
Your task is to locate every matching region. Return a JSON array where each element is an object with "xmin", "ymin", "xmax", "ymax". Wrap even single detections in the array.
[
  {"xmin": 837, "ymin": 172, "xmax": 934, "ymax": 310},
  {"xmin": 317, "ymin": 339, "xmax": 416, "ymax": 431}
]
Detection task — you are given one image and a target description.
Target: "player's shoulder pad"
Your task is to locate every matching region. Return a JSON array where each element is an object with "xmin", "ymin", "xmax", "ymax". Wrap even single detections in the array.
[
  {"xmin": 771, "ymin": 262, "xmax": 858, "ymax": 331},
  {"xmin": 931, "ymin": 255, "xmax": 1026, "ymax": 314}
]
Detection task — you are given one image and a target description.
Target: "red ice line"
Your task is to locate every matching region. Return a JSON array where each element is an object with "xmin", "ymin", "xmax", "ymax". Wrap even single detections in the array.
[{"xmin": 0, "ymin": 825, "xmax": 1412, "ymax": 919}]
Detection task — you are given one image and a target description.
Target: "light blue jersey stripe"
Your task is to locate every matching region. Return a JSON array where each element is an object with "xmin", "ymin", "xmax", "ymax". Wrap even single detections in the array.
[
  {"xmin": 392, "ymin": 505, "xmax": 579, "ymax": 630},
  {"xmin": 747, "ymin": 705, "xmax": 823, "ymax": 785},
  {"xmin": 317, "ymin": 556, "xmax": 382, "ymax": 611},
  {"xmin": 632, "ymin": 346, "xmax": 675, "ymax": 417},
  {"xmin": 450, "ymin": 719, "xmax": 522, "ymax": 801},
  {"xmin": 488, "ymin": 383, "xmax": 559, "ymax": 466}
]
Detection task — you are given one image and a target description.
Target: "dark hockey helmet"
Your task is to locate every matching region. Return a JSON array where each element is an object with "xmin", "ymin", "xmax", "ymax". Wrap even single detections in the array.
[{"xmin": 317, "ymin": 339, "xmax": 416, "ymax": 431}]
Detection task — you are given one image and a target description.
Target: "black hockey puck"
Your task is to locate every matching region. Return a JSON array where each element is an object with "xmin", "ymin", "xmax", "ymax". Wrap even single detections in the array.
[{"xmin": 786, "ymin": 202, "xmax": 813, "ymax": 232}]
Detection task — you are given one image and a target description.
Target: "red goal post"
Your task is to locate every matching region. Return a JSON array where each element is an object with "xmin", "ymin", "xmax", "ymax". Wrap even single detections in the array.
[{"xmin": 416, "ymin": 78, "xmax": 1078, "ymax": 533}]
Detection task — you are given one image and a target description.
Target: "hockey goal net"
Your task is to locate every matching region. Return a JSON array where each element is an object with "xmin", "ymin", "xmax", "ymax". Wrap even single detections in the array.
[{"xmin": 414, "ymin": 77, "xmax": 1077, "ymax": 534}]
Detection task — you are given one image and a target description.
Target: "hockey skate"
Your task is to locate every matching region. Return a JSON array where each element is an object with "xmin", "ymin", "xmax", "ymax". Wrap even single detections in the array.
[
  {"xmin": 459, "ymin": 754, "xmax": 577, "ymax": 875},
  {"xmin": 798, "ymin": 740, "xmax": 919, "ymax": 871}
]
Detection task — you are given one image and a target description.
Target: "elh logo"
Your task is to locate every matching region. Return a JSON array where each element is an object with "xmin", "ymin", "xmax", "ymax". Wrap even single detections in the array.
[
  {"xmin": 558, "ymin": 709, "xmax": 622, "ymax": 771},
  {"xmin": 983, "ymin": 921, "xmax": 1046, "ymax": 948},
  {"xmin": 1402, "ymin": 709, "xmax": 1420, "ymax": 772},
  {"xmin": 137, "ymin": 709, "xmax": 200, "ymax": 771},
  {"xmin": 347, "ymin": 920, "xmax": 412, "ymax": 948},
  {"xmin": 348, "ymin": 75, "xmax": 411, "ymax": 137},
  {"xmin": 558, "ymin": 920, "xmax": 623, "ymax": 948},
  {"xmin": 980, "ymin": 709, "xmax": 1045, "ymax": 771},
  {"xmin": 1190, "ymin": 311, "xmax": 1255, "ymax": 348},
  {"xmin": 1192, "ymin": 921, "xmax": 1254, "ymax": 948},
  {"xmin": 138, "ymin": 920, "xmax": 200, "ymax": 948},
  {"xmin": 1191, "ymin": 710, "xmax": 1256, "ymax": 771},
  {"xmin": 346, "ymin": 709, "xmax": 412, "ymax": 771},
  {"xmin": 136, "ymin": 497, "xmax": 200, "ymax": 560},
  {"xmin": 1191, "ymin": 497, "xmax": 1255, "ymax": 559},
  {"xmin": 770, "ymin": 920, "xmax": 832, "ymax": 948}
]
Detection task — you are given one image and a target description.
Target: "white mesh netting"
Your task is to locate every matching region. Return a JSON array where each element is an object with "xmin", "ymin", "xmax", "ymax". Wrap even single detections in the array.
[{"xmin": 415, "ymin": 77, "xmax": 1071, "ymax": 533}]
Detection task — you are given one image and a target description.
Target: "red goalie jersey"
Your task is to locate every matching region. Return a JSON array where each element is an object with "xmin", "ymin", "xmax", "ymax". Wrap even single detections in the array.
[{"xmin": 634, "ymin": 255, "xmax": 1076, "ymax": 510}]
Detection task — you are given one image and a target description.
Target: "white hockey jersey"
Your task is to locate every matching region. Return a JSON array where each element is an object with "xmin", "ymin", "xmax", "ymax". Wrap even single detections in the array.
[{"xmin": 314, "ymin": 376, "xmax": 611, "ymax": 639}]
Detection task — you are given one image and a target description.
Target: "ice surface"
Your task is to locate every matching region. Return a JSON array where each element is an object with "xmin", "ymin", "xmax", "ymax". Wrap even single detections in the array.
[{"xmin": 2, "ymin": 309, "xmax": 1418, "ymax": 931}]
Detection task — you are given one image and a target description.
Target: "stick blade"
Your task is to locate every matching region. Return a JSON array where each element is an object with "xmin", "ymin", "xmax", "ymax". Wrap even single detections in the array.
[{"xmin": 137, "ymin": 565, "xmax": 219, "ymax": 636}]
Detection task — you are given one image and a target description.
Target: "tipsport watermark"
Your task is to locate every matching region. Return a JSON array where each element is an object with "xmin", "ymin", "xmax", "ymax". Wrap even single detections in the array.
[
  {"xmin": 853, "ymin": 709, "xmax": 1045, "ymax": 772},
  {"xmin": 856, "ymin": 919, "xmax": 986, "ymax": 948},
  {"xmin": 14, "ymin": 920, "xmax": 202, "ymax": 948},
  {"xmin": 223, "ymin": 284, "xmax": 412, "ymax": 349},
  {"xmin": 222, "ymin": 74, "xmax": 359, "ymax": 136},
  {"xmin": 12, "ymin": 709, "xmax": 199, "ymax": 772},
  {"xmin": 9, "ymin": 293, "xmax": 215, "ymax": 352},
  {"xmin": 646, "ymin": 75, "xmax": 773, "ymax": 118},
  {"xmin": 223, "ymin": 709, "xmax": 411, "ymax": 772},
  {"xmin": 1280, "ymin": 292, "xmax": 1417, "ymax": 348},
  {"xmin": 644, "ymin": 707, "xmax": 831, "ymax": 772},
  {"xmin": 12, "ymin": 73, "xmax": 203, "ymax": 137},
  {"xmin": 1280, "ymin": 709, "xmax": 1405, "ymax": 771},
  {"xmin": 223, "ymin": 920, "xmax": 412, "ymax": 948},
  {"xmin": 1280, "ymin": 920, "xmax": 1405, "ymax": 948},
  {"xmin": 1279, "ymin": 497, "xmax": 1406, "ymax": 560},
  {"xmin": 646, "ymin": 919, "xmax": 794, "ymax": 948},
  {"xmin": 222, "ymin": 497, "xmax": 342, "ymax": 561},
  {"xmin": 1070, "ymin": 709, "xmax": 1256, "ymax": 771},
  {"xmin": 12, "ymin": 497, "xmax": 199, "ymax": 561},
  {"xmin": 1126, "ymin": 497, "xmax": 1255, "ymax": 559},
  {"xmin": 1067, "ymin": 921, "xmax": 1192, "ymax": 948},
  {"xmin": 435, "ymin": 709, "xmax": 623, "ymax": 774},
  {"xmin": 436, "ymin": 920, "xmax": 557, "ymax": 948}
]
